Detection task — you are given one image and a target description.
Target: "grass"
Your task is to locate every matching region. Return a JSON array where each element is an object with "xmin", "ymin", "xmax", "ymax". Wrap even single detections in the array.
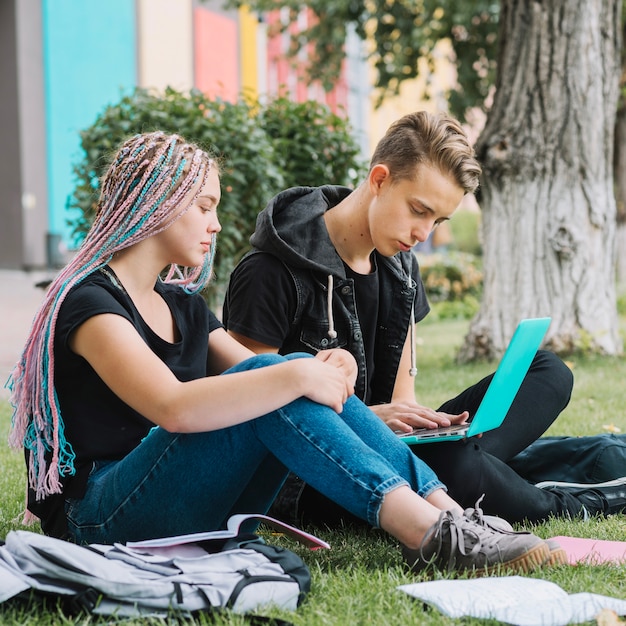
[{"xmin": 1, "ymin": 318, "xmax": 626, "ymax": 624}]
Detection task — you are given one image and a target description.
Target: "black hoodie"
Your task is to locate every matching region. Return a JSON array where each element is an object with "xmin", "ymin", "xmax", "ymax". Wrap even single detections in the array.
[{"xmin": 224, "ymin": 185, "xmax": 430, "ymax": 404}]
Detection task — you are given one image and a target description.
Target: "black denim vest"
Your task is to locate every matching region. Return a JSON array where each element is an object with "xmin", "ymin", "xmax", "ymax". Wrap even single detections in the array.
[{"xmin": 272, "ymin": 251, "xmax": 421, "ymax": 405}]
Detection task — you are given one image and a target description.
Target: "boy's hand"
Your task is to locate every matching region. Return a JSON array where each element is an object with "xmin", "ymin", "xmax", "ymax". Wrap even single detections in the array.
[{"xmin": 370, "ymin": 401, "xmax": 469, "ymax": 434}]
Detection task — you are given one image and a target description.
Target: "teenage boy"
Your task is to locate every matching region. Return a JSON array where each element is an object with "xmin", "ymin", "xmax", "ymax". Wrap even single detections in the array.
[{"xmin": 223, "ymin": 111, "xmax": 626, "ymax": 525}]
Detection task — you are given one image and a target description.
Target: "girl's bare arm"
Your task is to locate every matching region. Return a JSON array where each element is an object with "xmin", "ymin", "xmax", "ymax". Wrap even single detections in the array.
[{"xmin": 70, "ymin": 314, "xmax": 352, "ymax": 433}]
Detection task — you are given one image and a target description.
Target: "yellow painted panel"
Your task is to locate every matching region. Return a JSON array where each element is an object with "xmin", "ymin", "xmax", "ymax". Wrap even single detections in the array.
[{"xmin": 238, "ymin": 6, "xmax": 259, "ymax": 98}]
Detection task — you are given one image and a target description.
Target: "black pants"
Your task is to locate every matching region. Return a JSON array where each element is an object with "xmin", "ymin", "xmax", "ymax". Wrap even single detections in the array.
[
  {"xmin": 275, "ymin": 350, "xmax": 583, "ymax": 527},
  {"xmin": 416, "ymin": 350, "xmax": 583, "ymax": 523}
]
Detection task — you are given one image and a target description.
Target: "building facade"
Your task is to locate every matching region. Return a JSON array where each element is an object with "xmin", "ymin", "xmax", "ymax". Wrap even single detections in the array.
[{"xmin": 1, "ymin": 0, "xmax": 371, "ymax": 269}]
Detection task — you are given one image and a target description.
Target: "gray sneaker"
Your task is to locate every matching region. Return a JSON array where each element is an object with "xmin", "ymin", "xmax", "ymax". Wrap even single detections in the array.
[
  {"xmin": 464, "ymin": 498, "xmax": 568, "ymax": 567},
  {"xmin": 403, "ymin": 509, "xmax": 549, "ymax": 574},
  {"xmin": 543, "ymin": 539, "xmax": 568, "ymax": 566}
]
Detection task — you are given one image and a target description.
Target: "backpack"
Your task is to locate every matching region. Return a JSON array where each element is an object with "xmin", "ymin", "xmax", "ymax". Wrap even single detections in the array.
[
  {"xmin": 509, "ymin": 434, "xmax": 626, "ymax": 484},
  {"xmin": 0, "ymin": 514, "xmax": 325, "ymax": 619}
]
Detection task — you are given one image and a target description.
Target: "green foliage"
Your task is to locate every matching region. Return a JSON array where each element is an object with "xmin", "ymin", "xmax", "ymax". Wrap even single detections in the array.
[
  {"xmin": 256, "ymin": 96, "xmax": 366, "ymax": 188},
  {"xmin": 225, "ymin": 0, "xmax": 500, "ymax": 120},
  {"xmin": 429, "ymin": 295, "xmax": 481, "ymax": 321},
  {"xmin": 449, "ymin": 208, "xmax": 482, "ymax": 255},
  {"xmin": 417, "ymin": 251, "xmax": 483, "ymax": 320},
  {"xmin": 444, "ymin": 1, "xmax": 499, "ymax": 120},
  {"xmin": 418, "ymin": 251, "xmax": 483, "ymax": 300},
  {"xmin": 68, "ymin": 87, "xmax": 364, "ymax": 305}
]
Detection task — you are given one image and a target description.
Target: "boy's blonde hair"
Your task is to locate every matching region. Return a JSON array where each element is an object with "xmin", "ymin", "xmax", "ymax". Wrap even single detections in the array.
[{"xmin": 369, "ymin": 111, "xmax": 481, "ymax": 195}]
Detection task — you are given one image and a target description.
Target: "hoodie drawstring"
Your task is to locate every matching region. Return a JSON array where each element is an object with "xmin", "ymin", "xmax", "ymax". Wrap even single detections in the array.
[
  {"xmin": 409, "ymin": 277, "xmax": 418, "ymax": 377},
  {"xmin": 328, "ymin": 273, "xmax": 416, "ymax": 376},
  {"xmin": 327, "ymin": 274, "xmax": 337, "ymax": 339},
  {"xmin": 409, "ymin": 299, "xmax": 418, "ymax": 377}
]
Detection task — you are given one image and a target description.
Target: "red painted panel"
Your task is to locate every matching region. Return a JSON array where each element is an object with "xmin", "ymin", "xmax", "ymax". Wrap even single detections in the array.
[{"xmin": 194, "ymin": 7, "xmax": 239, "ymax": 102}]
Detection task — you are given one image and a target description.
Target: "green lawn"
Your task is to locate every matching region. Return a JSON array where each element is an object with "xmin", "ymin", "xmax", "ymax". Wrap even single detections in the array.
[{"xmin": 1, "ymin": 318, "xmax": 626, "ymax": 625}]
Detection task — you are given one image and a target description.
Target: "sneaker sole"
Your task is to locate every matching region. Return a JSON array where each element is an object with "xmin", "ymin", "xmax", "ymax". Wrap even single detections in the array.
[
  {"xmin": 465, "ymin": 542, "xmax": 551, "ymax": 577},
  {"xmin": 404, "ymin": 542, "xmax": 555, "ymax": 576},
  {"xmin": 544, "ymin": 545, "xmax": 568, "ymax": 566},
  {"xmin": 535, "ymin": 477, "xmax": 626, "ymax": 490}
]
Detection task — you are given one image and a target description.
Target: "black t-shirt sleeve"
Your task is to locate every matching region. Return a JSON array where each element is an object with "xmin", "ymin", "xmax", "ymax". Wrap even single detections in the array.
[
  {"xmin": 56, "ymin": 281, "xmax": 134, "ymax": 351},
  {"xmin": 207, "ymin": 309, "xmax": 223, "ymax": 333},
  {"xmin": 410, "ymin": 254, "xmax": 430, "ymax": 322},
  {"xmin": 223, "ymin": 253, "xmax": 296, "ymax": 348}
]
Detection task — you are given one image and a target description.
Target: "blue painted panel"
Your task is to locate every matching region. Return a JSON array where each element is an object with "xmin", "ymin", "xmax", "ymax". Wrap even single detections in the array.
[{"xmin": 43, "ymin": 0, "xmax": 136, "ymax": 245}]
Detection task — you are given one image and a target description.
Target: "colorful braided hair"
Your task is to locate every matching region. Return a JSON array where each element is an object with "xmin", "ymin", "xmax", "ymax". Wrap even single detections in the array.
[{"xmin": 7, "ymin": 131, "xmax": 216, "ymax": 505}]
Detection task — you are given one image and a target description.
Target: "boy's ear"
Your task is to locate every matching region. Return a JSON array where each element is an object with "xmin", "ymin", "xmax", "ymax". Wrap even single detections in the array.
[{"xmin": 368, "ymin": 163, "xmax": 391, "ymax": 193}]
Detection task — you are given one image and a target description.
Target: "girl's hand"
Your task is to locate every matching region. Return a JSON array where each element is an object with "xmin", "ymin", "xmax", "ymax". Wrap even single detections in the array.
[
  {"xmin": 315, "ymin": 348, "xmax": 357, "ymax": 389},
  {"xmin": 369, "ymin": 401, "xmax": 469, "ymax": 434},
  {"xmin": 293, "ymin": 357, "xmax": 354, "ymax": 413}
]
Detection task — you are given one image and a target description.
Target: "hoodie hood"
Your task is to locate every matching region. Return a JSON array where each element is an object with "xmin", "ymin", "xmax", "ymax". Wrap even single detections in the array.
[{"xmin": 250, "ymin": 185, "xmax": 353, "ymax": 278}]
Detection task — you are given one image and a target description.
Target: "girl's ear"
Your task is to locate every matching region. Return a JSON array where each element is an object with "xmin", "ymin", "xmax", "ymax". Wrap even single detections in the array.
[{"xmin": 368, "ymin": 163, "xmax": 391, "ymax": 194}]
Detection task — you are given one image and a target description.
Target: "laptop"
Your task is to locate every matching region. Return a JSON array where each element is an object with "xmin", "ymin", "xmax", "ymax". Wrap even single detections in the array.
[{"xmin": 398, "ymin": 317, "xmax": 551, "ymax": 445}]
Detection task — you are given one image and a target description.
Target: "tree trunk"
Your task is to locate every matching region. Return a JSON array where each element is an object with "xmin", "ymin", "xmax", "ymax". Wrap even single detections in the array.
[
  {"xmin": 613, "ymin": 9, "xmax": 626, "ymax": 287},
  {"xmin": 459, "ymin": 0, "xmax": 623, "ymax": 361},
  {"xmin": 614, "ymin": 104, "xmax": 626, "ymax": 285}
]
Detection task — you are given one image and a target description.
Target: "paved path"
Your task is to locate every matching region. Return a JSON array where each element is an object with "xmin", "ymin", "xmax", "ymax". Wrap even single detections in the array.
[{"xmin": 0, "ymin": 270, "xmax": 51, "ymax": 399}]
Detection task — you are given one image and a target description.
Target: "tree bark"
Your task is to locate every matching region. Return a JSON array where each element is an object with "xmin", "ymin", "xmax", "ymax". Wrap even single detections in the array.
[
  {"xmin": 460, "ymin": 0, "xmax": 623, "ymax": 360},
  {"xmin": 614, "ymin": 103, "xmax": 626, "ymax": 285},
  {"xmin": 613, "ymin": 11, "xmax": 626, "ymax": 287}
]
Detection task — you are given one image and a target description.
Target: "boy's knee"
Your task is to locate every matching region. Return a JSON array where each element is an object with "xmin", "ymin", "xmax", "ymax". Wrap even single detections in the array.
[
  {"xmin": 535, "ymin": 350, "xmax": 573, "ymax": 381},
  {"xmin": 532, "ymin": 350, "xmax": 574, "ymax": 401}
]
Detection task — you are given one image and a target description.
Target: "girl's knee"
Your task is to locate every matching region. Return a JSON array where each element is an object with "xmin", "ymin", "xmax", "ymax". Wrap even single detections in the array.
[
  {"xmin": 226, "ymin": 352, "xmax": 286, "ymax": 373},
  {"xmin": 225, "ymin": 351, "xmax": 313, "ymax": 374},
  {"xmin": 284, "ymin": 352, "xmax": 314, "ymax": 361}
]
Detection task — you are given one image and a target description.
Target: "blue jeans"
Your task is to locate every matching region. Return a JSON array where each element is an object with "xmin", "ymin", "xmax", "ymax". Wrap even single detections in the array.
[{"xmin": 65, "ymin": 353, "xmax": 444, "ymax": 544}]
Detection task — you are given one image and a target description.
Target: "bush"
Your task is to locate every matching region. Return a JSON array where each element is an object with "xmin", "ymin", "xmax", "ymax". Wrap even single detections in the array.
[
  {"xmin": 449, "ymin": 208, "xmax": 482, "ymax": 255},
  {"xmin": 68, "ymin": 87, "xmax": 366, "ymax": 306},
  {"xmin": 416, "ymin": 251, "xmax": 483, "ymax": 320},
  {"xmin": 256, "ymin": 96, "xmax": 365, "ymax": 189},
  {"xmin": 428, "ymin": 295, "xmax": 481, "ymax": 321}
]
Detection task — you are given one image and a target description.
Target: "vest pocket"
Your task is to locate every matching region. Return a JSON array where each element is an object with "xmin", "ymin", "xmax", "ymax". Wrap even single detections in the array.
[{"xmin": 300, "ymin": 320, "xmax": 346, "ymax": 351}]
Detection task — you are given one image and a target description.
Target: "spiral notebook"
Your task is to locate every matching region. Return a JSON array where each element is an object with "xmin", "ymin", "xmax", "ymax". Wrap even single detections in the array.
[{"xmin": 398, "ymin": 317, "xmax": 551, "ymax": 445}]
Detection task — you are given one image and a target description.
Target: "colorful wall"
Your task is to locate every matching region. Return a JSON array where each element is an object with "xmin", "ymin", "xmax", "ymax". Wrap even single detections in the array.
[
  {"xmin": 42, "ymin": 0, "xmax": 137, "ymax": 243},
  {"xmin": 2, "ymin": 0, "xmax": 366, "ymax": 269}
]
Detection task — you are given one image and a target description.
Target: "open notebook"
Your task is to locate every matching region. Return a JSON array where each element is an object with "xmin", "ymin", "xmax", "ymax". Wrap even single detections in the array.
[{"xmin": 398, "ymin": 317, "xmax": 551, "ymax": 445}]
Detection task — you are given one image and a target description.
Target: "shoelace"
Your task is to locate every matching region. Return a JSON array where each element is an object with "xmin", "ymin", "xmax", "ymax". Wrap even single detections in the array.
[
  {"xmin": 420, "ymin": 510, "xmax": 488, "ymax": 572},
  {"xmin": 464, "ymin": 494, "xmax": 487, "ymax": 525},
  {"xmin": 465, "ymin": 496, "xmax": 529, "ymax": 536}
]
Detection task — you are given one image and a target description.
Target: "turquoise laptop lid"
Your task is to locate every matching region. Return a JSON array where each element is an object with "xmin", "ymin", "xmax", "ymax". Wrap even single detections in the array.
[{"xmin": 466, "ymin": 317, "xmax": 552, "ymax": 437}]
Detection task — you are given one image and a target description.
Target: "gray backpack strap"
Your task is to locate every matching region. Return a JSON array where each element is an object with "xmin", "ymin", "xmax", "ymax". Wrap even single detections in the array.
[{"xmin": 223, "ymin": 537, "xmax": 311, "ymax": 609}]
